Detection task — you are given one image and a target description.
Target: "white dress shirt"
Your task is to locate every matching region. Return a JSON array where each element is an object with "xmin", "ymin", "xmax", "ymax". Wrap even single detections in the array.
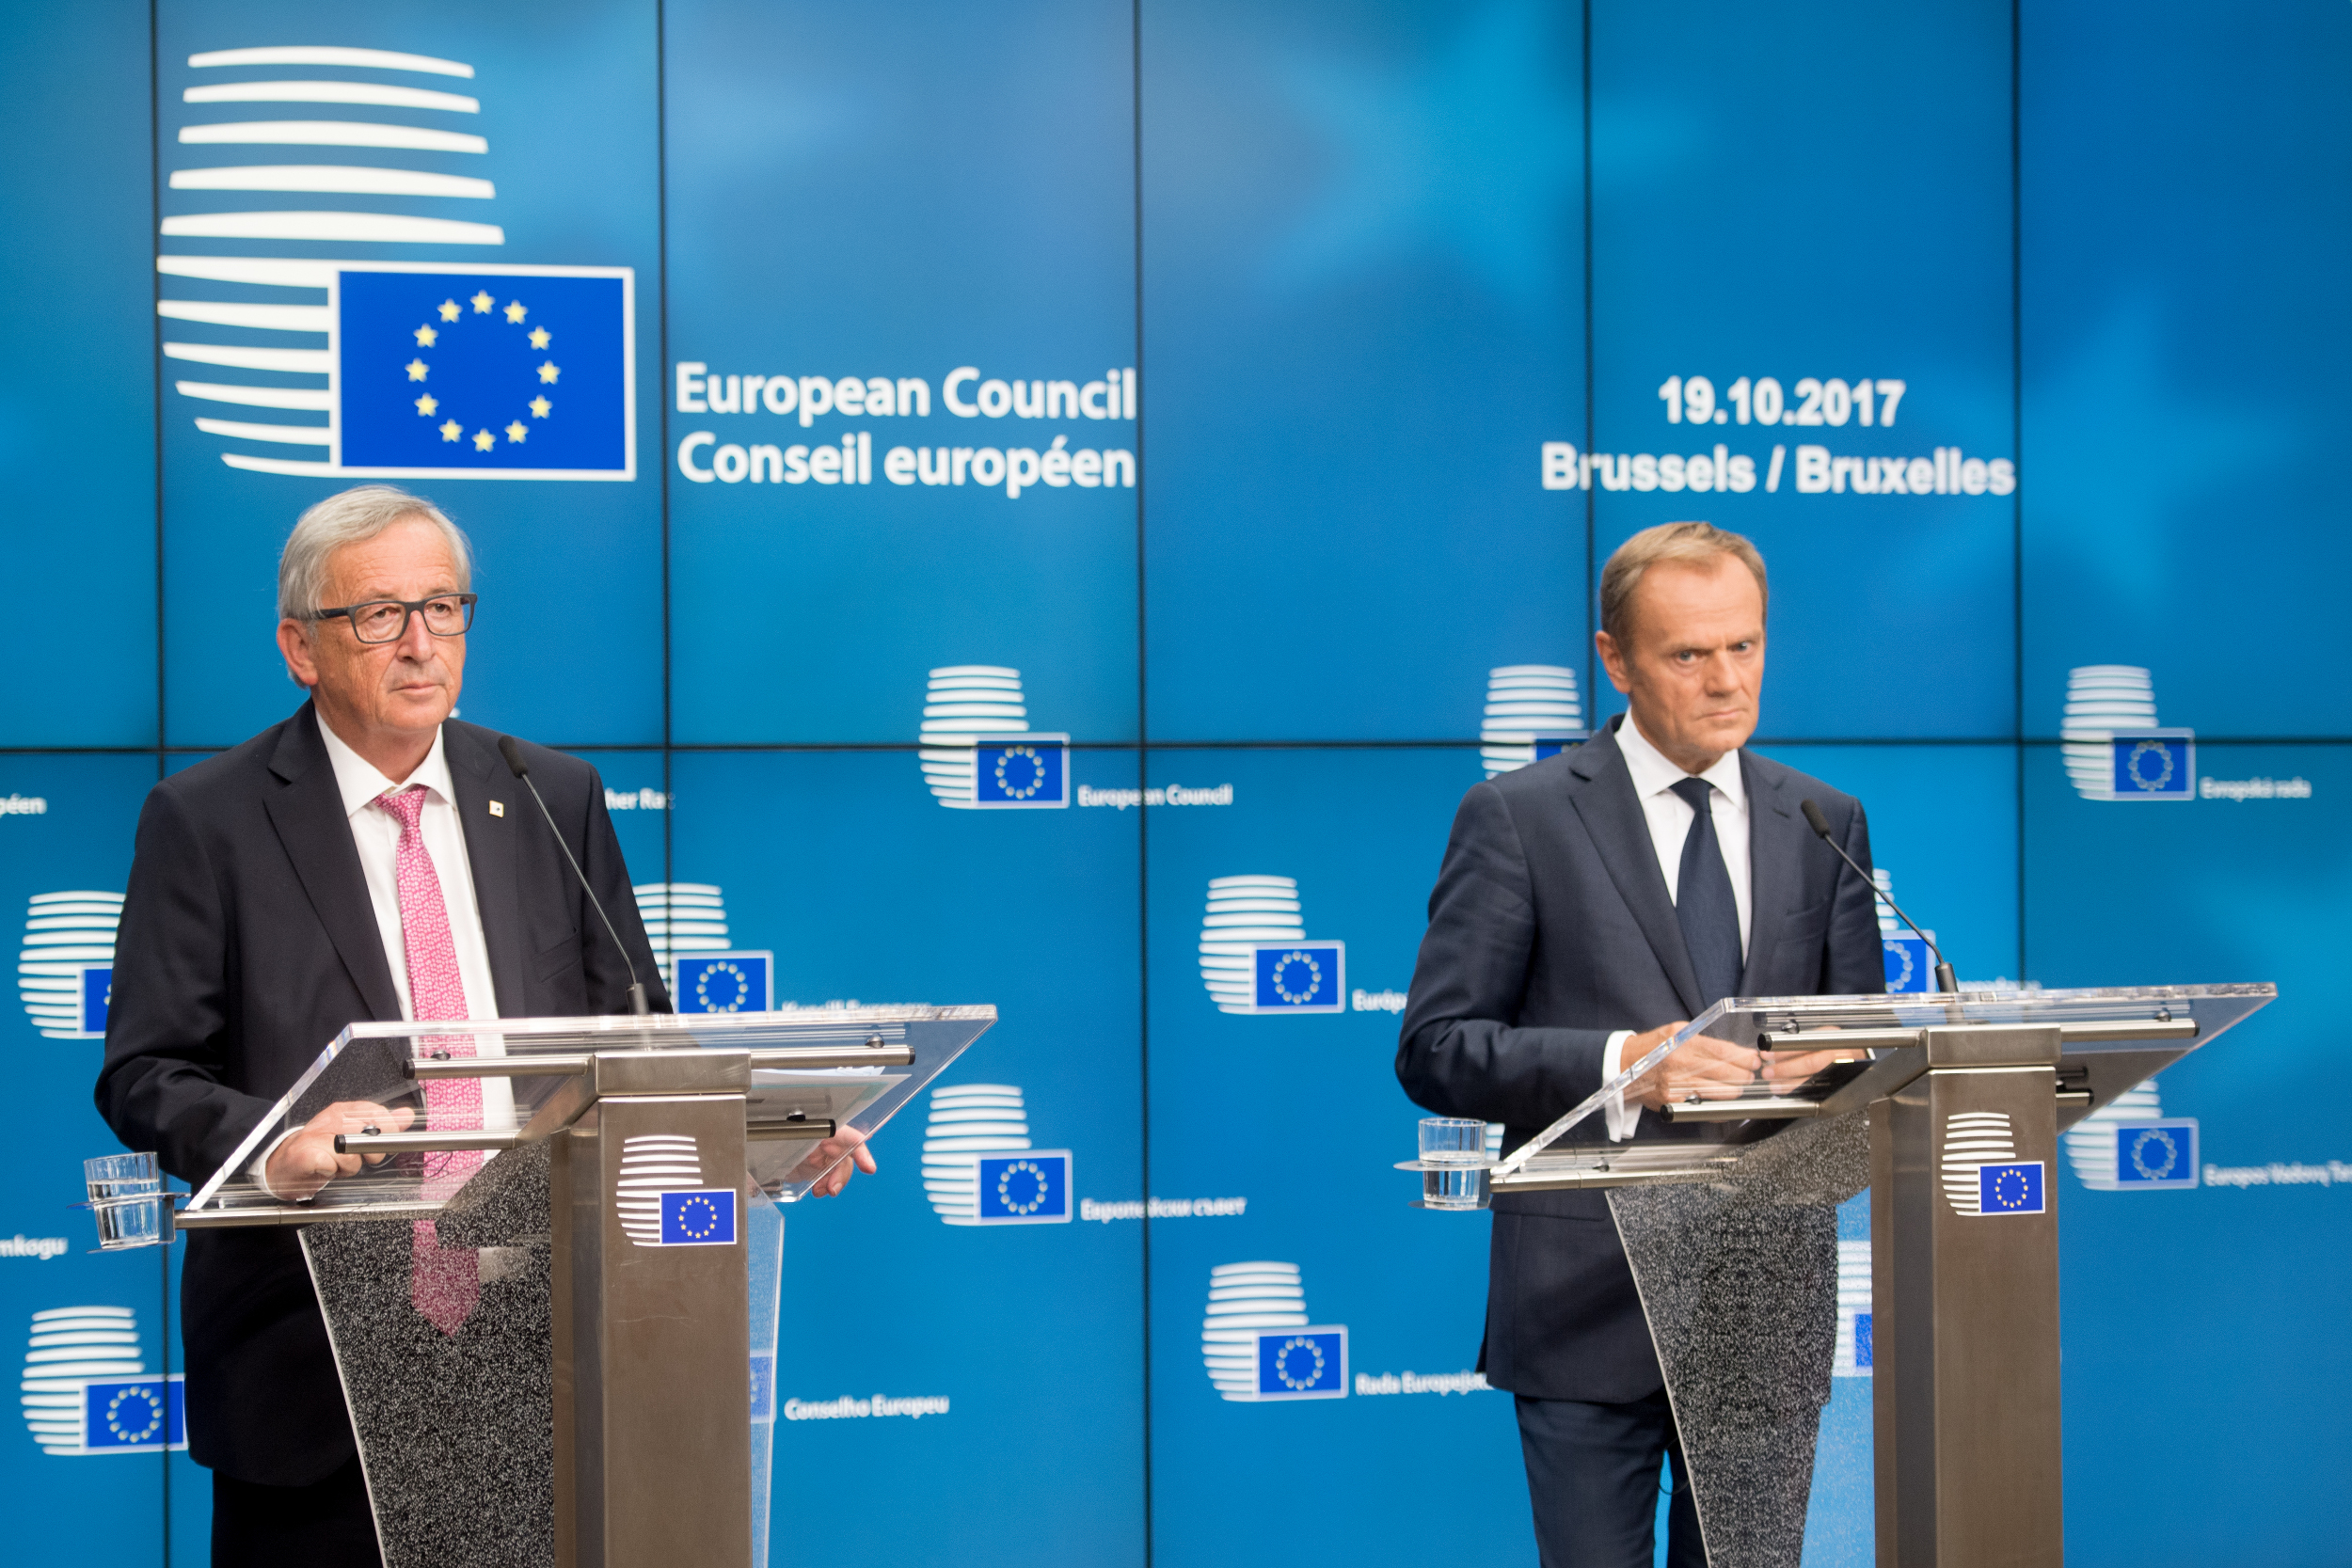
[
  {"xmin": 1597, "ymin": 712, "xmax": 1753, "ymax": 1139},
  {"xmin": 254, "ymin": 716, "xmax": 511, "ymax": 1192}
]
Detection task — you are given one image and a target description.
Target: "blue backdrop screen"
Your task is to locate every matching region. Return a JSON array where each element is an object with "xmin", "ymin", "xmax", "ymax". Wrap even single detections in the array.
[{"xmin": 2, "ymin": 2, "xmax": 2344, "ymax": 1565}]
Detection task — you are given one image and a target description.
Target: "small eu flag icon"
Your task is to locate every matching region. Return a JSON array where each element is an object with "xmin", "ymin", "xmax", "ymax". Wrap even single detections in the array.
[
  {"xmin": 337, "ymin": 266, "xmax": 633, "ymax": 479},
  {"xmin": 81, "ymin": 1375, "xmax": 185, "ymax": 1452},
  {"xmin": 1248, "ymin": 942, "xmax": 1346, "ymax": 1014},
  {"xmin": 675, "ymin": 952, "xmax": 774, "ymax": 1014},
  {"xmin": 971, "ymin": 734, "xmax": 1070, "ymax": 809},
  {"xmin": 657, "ymin": 1189, "xmax": 739, "ymax": 1246},
  {"xmin": 973, "ymin": 1150, "xmax": 1073, "ymax": 1225},
  {"xmin": 2114, "ymin": 1119, "xmax": 2200, "ymax": 1188},
  {"xmin": 1532, "ymin": 734, "xmax": 1588, "ymax": 761},
  {"xmin": 1254, "ymin": 1326, "xmax": 1348, "ymax": 1401},
  {"xmin": 79, "ymin": 964, "xmax": 112, "ymax": 1034},
  {"xmin": 2107, "ymin": 731, "xmax": 2195, "ymax": 800},
  {"xmin": 1977, "ymin": 1162, "xmax": 2046, "ymax": 1215},
  {"xmin": 1882, "ymin": 934, "xmax": 1932, "ymax": 994}
]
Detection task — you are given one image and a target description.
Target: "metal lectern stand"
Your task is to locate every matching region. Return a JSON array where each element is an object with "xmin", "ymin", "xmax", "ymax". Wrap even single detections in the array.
[
  {"xmin": 172, "ymin": 1006, "xmax": 994, "ymax": 1568},
  {"xmin": 1400, "ymin": 984, "xmax": 2274, "ymax": 1568}
]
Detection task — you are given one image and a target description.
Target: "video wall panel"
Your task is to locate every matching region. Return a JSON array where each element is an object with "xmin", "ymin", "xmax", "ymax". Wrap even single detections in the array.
[
  {"xmin": 1138, "ymin": 0, "xmax": 1591, "ymax": 743},
  {"xmin": 1589, "ymin": 0, "xmax": 2018, "ymax": 742},
  {"xmin": 4, "ymin": 1, "xmax": 2348, "ymax": 1564},
  {"xmin": 664, "ymin": 0, "xmax": 1142, "ymax": 748},
  {"xmin": 2022, "ymin": 0, "xmax": 2352, "ymax": 740},
  {"xmin": 0, "ymin": 0, "xmax": 159, "ymax": 748}
]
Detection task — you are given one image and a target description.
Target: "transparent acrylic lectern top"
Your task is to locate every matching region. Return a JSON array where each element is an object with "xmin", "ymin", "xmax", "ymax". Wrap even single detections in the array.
[{"xmin": 182, "ymin": 1005, "xmax": 995, "ymax": 1222}]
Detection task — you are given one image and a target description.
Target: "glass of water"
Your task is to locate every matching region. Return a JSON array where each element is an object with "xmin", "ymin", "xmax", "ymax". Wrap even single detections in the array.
[
  {"xmin": 85, "ymin": 1152, "xmax": 166, "ymax": 1250},
  {"xmin": 1418, "ymin": 1117, "xmax": 1491, "ymax": 1209}
]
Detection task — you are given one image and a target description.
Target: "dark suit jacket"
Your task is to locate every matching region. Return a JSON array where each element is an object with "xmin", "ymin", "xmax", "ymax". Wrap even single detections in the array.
[
  {"xmin": 93, "ymin": 703, "xmax": 669, "ymax": 1485},
  {"xmin": 1395, "ymin": 716, "xmax": 1883, "ymax": 1402}
]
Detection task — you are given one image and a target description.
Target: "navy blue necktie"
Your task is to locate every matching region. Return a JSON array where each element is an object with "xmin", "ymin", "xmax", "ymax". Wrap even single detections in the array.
[{"xmin": 1669, "ymin": 777, "xmax": 1743, "ymax": 1007}]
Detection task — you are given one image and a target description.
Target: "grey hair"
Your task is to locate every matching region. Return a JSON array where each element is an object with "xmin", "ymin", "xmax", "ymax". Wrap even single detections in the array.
[
  {"xmin": 1598, "ymin": 520, "xmax": 1769, "ymax": 643},
  {"xmin": 277, "ymin": 485, "xmax": 472, "ymax": 622}
]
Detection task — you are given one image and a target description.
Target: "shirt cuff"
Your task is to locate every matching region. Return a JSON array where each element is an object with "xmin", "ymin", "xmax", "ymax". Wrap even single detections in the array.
[
  {"xmin": 1601, "ymin": 1029, "xmax": 1640, "ymax": 1143},
  {"xmin": 248, "ymin": 1127, "xmax": 306, "ymax": 1202}
]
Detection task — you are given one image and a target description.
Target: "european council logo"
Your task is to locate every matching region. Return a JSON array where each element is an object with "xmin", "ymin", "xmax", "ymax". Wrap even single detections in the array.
[
  {"xmin": 971, "ymin": 735, "xmax": 1070, "ymax": 809},
  {"xmin": 2061, "ymin": 667, "xmax": 2194, "ymax": 800},
  {"xmin": 1480, "ymin": 665, "xmax": 1585, "ymax": 777},
  {"xmin": 2114, "ymin": 1119, "xmax": 2199, "ymax": 1189},
  {"xmin": 1941, "ymin": 1111, "xmax": 2023, "ymax": 1216},
  {"xmin": 156, "ymin": 44, "xmax": 636, "ymax": 480},
  {"xmin": 615, "ymin": 1133, "xmax": 705, "ymax": 1247},
  {"xmin": 973, "ymin": 1150, "xmax": 1073, "ymax": 1225},
  {"xmin": 675, "ymin": 952, "xmax": 773, "ymax": 1014},
  {"xmin": 1248, "ymin": 942, "xmax": 1346, "ymax": 1014},
  {"xmin": 920, "ymin": 1084, "xmax": 1036, "ymax": 1225},
  {"xmin": 1255, "ymin": 1327, "xmax": 1348, "ymax": 1401},
  {"xmin": 18, "ymin": 891, "xmax": 122, "ymax": 1040},
  {"xmin": 20, "ymin": 1306, "xmax": 146, "ymax": 1454},
  {"xmin": 82, "ymin": 1376, "xmax": 186, "ymax": 1453},
  {"xmin": 1203, "ymin": 1261, "xmax": 1323, "ymax": 1402}
]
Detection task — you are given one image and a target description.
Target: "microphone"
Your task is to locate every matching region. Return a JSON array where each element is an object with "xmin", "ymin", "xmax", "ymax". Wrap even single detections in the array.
[
  {"xmin": 1800, "ymin": 798, "xmax": 1958, "ymax": 995},
  {"xmin": 498, "ymin": 734, "xmax": 651, "ymax": 1016}
]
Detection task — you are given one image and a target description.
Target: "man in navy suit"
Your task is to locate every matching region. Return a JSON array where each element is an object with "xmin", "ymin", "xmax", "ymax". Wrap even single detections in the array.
[
  {"xmin": 1397, "ymin": 521, "xmax": 1884, "ymax": 1568},
  {"xmin": 92, "ymin": 486, "xmax": 866, "ymax": 1566}
]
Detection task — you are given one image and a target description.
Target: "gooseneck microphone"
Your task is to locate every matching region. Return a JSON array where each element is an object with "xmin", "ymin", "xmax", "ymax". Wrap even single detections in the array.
[
  {"xmin": 499, "ymin": 734, "xmax": 651, "ymax": 1016},
  {"xmin": 1800, "ymin": 798, "xmax": 1958, "ymax": 995}
]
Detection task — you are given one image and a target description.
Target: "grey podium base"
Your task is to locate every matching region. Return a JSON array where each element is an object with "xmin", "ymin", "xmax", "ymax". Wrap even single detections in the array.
[
  {"xmin": 302, "ymin": 1144, "xmax": 558, "ymax": 1568},
  {"xmin": 1610, "ymin": 1116, "xmax": 1871, "ymax": 1568}
]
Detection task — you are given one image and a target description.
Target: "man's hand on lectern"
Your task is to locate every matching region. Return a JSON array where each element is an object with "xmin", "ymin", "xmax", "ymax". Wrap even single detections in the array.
[
  {"xmin": 1621, "ymin": 1022, "xmax": 1757, "ymax": 1109},
  {"xmin": 792, "ymin": 1125, "xmax": 879, "ymax": 1197},
  {"xmin": 264, "ymin": 1101, "xmax": 417, "ymax": 1202}
]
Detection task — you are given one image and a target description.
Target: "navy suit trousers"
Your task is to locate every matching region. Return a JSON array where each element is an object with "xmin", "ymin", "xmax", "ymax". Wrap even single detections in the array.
[{"xmin": 1516, "ymin": 1390, "xmax": 1705, "ymax": 1568}]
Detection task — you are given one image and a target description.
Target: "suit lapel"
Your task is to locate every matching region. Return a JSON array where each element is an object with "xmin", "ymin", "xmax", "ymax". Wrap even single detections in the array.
[
  {"xmin": 445, "ymin": 723, "xmax": 528, "ymax": 1019},
  {"xmin": 1739, "ymin": 752, "xmax": 1802, "ymax": 995},
  {"xmin": 262, "ymin": 705, "xmax": 402, "ymax": 1022},
  {"xmin": 1567, "ymin": 723, "xmax": 1705, "ymax": 1018}
]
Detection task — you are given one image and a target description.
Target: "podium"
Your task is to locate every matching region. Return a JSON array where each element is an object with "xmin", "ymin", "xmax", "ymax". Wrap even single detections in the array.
[
  {"xmin": 1401, "ymin": 983, "xmax": 2274, "ymax": 1568},
  {"xmin": 171, "ymin": 1006, "xmax": 994, "ymax": 1568}
]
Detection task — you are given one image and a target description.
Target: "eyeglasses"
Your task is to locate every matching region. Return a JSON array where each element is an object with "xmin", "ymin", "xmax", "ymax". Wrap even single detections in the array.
[{"xmin": 310, "ymin": 594, "xmax": 477, "ymax": 644}]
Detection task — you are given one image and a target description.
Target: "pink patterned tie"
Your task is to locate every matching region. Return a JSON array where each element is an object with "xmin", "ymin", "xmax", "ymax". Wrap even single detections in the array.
[{"xmin": 375, "ymin": 784, "xmax": 483, "ymax": 1336}]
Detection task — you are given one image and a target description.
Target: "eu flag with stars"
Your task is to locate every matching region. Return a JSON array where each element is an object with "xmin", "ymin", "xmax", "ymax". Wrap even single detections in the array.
[
  {"xmin": 79, "ymin": 964, "xmax": 111, "ymax": 1034},
  {"xmin": 974, "ymin": 1150, "xmax": 1073, "ymax": 1225},
  {"xmin": 972, "ymin": 735, "xmax": 1070, "ymax": 808},
  {"xmin": 1532, "ymin": 734, "xmax": 1588, "ymax": 761},
  {"xmin": 2115, "ymin": 1120, "xmax": 2200, "ymax": 1187},
  {"xmin": 82, "ymin": 1375, "xmax": 185, "ymax": 1452},
  {"xmin": 676, "ymin": 952, "xmax": 773, "ymax": 1014},
  {"xmin": 657, "ymin": 1189, "xmax": 739, "ymax": 1246},
  {"xmin": 1249, "ymin": 942, "xmax": 1345, "ymax": 1013},
  {"xmin": 1254, "ymin": 1326, "xmax": 1348, "ymax": 1400},
  {"xmin": 1978, "ymin": 1162, "xmax": 2045, "ymax": 1214},
  {"xmin": 340, "ymin": 268, "xmax": 631, "ymax": 476},
  {"xmin": 2107, "ymin": 732, "xmax": 2195, "ymax": 800}
]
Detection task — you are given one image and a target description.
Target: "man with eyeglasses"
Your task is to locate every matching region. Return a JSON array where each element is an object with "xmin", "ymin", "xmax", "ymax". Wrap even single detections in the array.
[{"xmin": 92, "ymin": 485, "xmax": 867, "ymax": 1566}]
